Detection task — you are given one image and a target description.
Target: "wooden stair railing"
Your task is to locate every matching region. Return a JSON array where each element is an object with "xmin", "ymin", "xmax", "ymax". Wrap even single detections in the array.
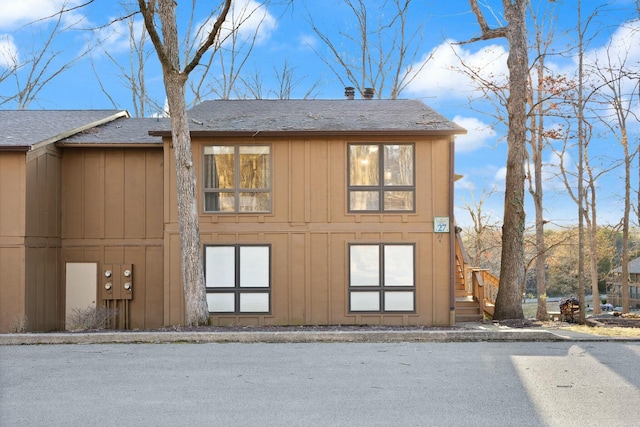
[{"xmin": 455, "ymin": 232, "xmax": 499, "ymax": 319}]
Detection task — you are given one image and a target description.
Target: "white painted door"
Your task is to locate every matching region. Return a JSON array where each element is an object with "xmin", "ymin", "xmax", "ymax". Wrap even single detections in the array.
[{"xmin": 65, "ymin": 263, "xmax": 97, "ymax": 330}]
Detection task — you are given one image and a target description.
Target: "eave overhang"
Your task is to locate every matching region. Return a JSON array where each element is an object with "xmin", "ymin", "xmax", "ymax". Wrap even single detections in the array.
[{"xmin": 148, "ymin": 129, "xmax": 467, "ymax": 138}]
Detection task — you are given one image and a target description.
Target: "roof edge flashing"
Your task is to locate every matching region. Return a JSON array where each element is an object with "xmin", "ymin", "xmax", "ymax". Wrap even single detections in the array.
[{"xmin": 35, "ymin": 110, "xmax": 130, "ymax": 150}]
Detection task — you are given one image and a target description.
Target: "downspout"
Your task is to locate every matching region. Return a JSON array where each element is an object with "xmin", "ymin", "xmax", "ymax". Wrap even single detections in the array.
[{"xmin": 449, "ymin": 137, "xmax": 456, "ymax": 326}]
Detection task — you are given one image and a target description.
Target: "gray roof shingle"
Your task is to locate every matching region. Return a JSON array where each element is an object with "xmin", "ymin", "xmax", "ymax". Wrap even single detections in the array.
[
  {"xmin": 612, "ymin": 257, "xmax": 640, "ymax": 274},
  {"xmin": 2, "ymin": 100, "xmax": 464, "ymax": 150},
  {"xmin": 59, "ymin": 117, "xmax": 163, "ymax": 145},
  {"xmin": 176, "ymin": 99, "xmax": 465, "ymax": 134},
  {"xmin": 0, "ymin": 110, "xmax": 126, "ymax": 149}
]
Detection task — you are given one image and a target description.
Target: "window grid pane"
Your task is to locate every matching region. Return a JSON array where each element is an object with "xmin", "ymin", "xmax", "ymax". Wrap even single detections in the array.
[
  {"xmin": 383, "ymin": 191, "xmax": 414, "ymax": 211},
  {"xmin": 348, "ymin": 144, "xmax": 414, "ymax": 213},
  {"xmin": 384, "ymin": 145, "xmax": 414, "ymax": 186},
  {"xmin": 205, "ymin": 245, "xmax": 271, "ymax": 314},
  {"xmin": 348, "ymin": 244, "xmax": 415, "ymax": 313},
  {"xmin": 384, "ymin": 245, "xmax": 414, "ymax": 286},
  {"xmin": 204, "ymin": 145, "xmax": 271, "ymax": 213},
  {"xmin": 349, "ymin": 145, "xmax": 379, "ymax": 186},
  {"xmin": 350, "ymin": 245, "xmax": 380, "ymax": 286}
]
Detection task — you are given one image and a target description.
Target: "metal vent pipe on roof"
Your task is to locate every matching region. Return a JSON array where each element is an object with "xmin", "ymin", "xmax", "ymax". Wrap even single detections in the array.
[
  {"xmin": 363, "ymin": 87, "xmax": 375, "ymax": 99},
  {"xmin": 344, "ymin": 87, "xmax": 355, "ymax": 100}
]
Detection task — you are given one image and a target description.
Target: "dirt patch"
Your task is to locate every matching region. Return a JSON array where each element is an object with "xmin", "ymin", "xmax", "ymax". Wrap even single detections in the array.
[{"xmin": 492, "ymin": 319, "xmax": 547, "ymax": 328}]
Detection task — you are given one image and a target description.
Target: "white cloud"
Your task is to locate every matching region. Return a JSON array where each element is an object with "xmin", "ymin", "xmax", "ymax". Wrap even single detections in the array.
[
  {"xmin": 299, "ymin": 33, "xmax": 317, "ymax": 51},
  {"xmin": 92, "ymin": 17, "xmax": 146, "ymax": 56},
  {"xmin": 199, "ymin": 0, "xmax": 277, "ymax": 47},
  {"xmin": 406, "ymin": 39, "xmax": 508, "ymax": 99},
  {"xmin": 585, "ymin": 19, "xmax": 640, "ymax": 100},
  {"xmin": 494, "ymin": 166, "xmax": 507, "ymax": 183},
  {"xmin": 0, "ymin": 34, "xmax": 18, "ymax": 68},
  {"xmin": 452, "ymin": 115, "xmax": 496, "ymax": 153},
  {"xmin": 0, "ymin": 0, "xmax": 86, "ymax": 31},
  {"xmin": 454, "ymin": 176, "xmax": 475, "ymax": 192}
]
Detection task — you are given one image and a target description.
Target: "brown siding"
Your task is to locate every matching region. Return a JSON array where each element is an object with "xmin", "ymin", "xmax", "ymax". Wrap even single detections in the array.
[
  {"xmin": 166, "ymin": 135, "xmax": 452, "ymax": 326},
  {"xmin": 61, "ymin": 148, "xmax": 164, "ymax": 329},
  {"xmin": 24, "ymin": 146, "xmax": 63, "ymax": 331},
  {"xmin": 0, "ymin": 152, "xmax": 27, "ymax": 332}
]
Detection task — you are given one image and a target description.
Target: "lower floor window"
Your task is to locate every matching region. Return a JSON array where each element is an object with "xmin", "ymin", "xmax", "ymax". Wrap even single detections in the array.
[
  {"xmin": 204, "ymin": 245, "xmax": 270, "ymax": 314},
  {"xmin": 349, "ymin": 243, "xmax": 415, "ymax": 312}
]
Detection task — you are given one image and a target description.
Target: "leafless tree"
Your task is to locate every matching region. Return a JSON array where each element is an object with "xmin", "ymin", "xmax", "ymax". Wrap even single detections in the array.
[
  {"xmin": 91, "ymin": 2, "xmax": 164, "ymax": 117},
  {"xmin": 589, "ymin": 31, "xmax": 640, "ymax": 313},
  {"xmin": 189, "ymin": 0, "xmax": 272, "ymax": 103},
  {"xmin": 525, "ymin": 0, "xmax": 560, "ymax": 321},
  {"xmin": 239, "ymin": 59, "xmax": 320, "ymax": 99},
  {"xmin": 306, "ymin": 0, "xmax": 429, "ymax": 99},
  {"xmin": 460, "ymin": 188, "xmax": 502, "ymax": 273},
  {"xmin": 0, "ymin": 1, "xmax": 90, "ymax": 109},
  {"xmin": 467, "ymin": 0, "xmax": 529, "ymax": 320},
  {"xmin": 137, "ymin": 0, "xmax": 233, "ymax": 326}
]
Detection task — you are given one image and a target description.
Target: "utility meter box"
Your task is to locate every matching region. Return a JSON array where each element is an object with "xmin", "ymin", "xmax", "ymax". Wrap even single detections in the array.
[{"xmin": 102, "ymin": 264, "xmax": 133, "ymax": 300}]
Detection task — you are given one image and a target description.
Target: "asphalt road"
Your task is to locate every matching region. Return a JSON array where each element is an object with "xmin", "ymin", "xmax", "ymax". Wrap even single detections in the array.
[{"xmin": 2, "ymin": 341, "xmax": 639, "ymax": 427}]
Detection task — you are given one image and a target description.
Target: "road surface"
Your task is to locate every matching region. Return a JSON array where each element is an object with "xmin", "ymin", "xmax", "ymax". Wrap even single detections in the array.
[{"xmin": 2, "ymin": 341, "xmax": 639, "ymax": 426}]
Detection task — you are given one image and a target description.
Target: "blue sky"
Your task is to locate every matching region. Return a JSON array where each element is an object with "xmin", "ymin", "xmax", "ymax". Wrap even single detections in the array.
[{"xmin": 1, "ymin": 0, "xmax": 638, "ymax": 229}]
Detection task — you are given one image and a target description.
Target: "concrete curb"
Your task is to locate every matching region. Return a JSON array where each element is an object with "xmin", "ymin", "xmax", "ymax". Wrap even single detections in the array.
[{"xmin": 0, "ymin": 329, "xmax": 609, "ymax": 345}]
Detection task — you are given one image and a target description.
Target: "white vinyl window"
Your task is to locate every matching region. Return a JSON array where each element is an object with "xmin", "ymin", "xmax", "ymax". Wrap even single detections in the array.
[
  {"xmin": 205, "ymin": 245, "xmax": 271, "ymax": 314},
  {"xmin": 349, "ymin": 244, "xmax": 415, "ymax": 312}
]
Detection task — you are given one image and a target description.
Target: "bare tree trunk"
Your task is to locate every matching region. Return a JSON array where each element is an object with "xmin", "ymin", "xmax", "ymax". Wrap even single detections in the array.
[
  {"xmin": 493, "ymin": 1, "xmax": 528, "ymax": 320},
  {"xmin": 138, "ymin": 0, "xmax": 232, "ymax": 326},
  {"xmin": 466, "ymin": 0, "xmax": 529, "ymax": 320},
  {"xmin": 621, "ymin": 132, "xmax": 630, "ymax": 313},
  {"xmin": 527, "ymin": 8, "xmax": 554, "ymax": 321},
  {"xmin": 164, "ymin": 71, "xmax": 210, "ymax": 325}
]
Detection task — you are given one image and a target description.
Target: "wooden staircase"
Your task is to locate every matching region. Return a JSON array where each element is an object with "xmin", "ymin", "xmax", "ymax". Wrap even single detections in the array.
[
  {"xmin": 455, "ymin": 297, "xmax": 483, "ymax": 322},
  {"xmin": 453, "ymin": 233, "xmax": 498, "ymax": 323}
]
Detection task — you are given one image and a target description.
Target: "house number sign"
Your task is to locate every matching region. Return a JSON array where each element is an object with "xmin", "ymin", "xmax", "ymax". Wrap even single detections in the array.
[{"xmin": 434, "ymin": 216, "xmax": 450, "ymax": 233}]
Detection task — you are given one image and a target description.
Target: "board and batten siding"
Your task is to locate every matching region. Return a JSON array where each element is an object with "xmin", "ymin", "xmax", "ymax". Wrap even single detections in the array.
[
  {"xmin": 164, "ymin": 135, "xmax": 452, "ymax": 327},
  {"xmin": 61, "ymin": 148, "xmax": 164, "ymax": 330},
  {"xmin": 0, "ymin": 152, "xmax": 27, "ymax": 332},
  {"xmin": 24, "ymin": 146, "xmax": 62, "ymax": 331}
]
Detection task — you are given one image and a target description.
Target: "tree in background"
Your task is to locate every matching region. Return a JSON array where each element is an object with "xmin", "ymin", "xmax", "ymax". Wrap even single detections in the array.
[
  {"xmin": 137, "ymin": 0, "xmax": 232, "ymax": 326},
  {"xmin": 306, "ymin": 0, "xmax": 428, "ymax": 99},
  {"xmin": 189, "ymin": 0, "xmax": 274, "ymax": 101},
  {"xmin": 467, "ymin": 0, "xmax": 529, "ymax": 320},
  {"xmin": 525, "ymin": 0, "xmax": 563, "ymax": 321},
  {"xmin": 459, "ymin": 188, "xmax": 502, "ymax": 276},
  {"xmin": 91, "ymin": 1, "xmax": 163, "ymax": 117},
  {"xmin": 589, "ymin": 31, "xmax": 640, "ymax": 313},
  {"xmin": 0, "ymin": 2, "xmax": 89, "ymax": 109}
]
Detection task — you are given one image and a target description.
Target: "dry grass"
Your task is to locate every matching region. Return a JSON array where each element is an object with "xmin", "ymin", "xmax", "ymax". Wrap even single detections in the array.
[
  {"xmin": 67, "ymin": 306, "xmax": 117, "ymax": 330},
  {"xmin": 560, "ymin": 324, "xmax": 640, "ymax": 337}
]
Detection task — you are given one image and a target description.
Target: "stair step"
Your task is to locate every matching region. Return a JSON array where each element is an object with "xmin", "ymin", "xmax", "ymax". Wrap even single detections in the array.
[
  {"xmin": 455, "ymin": 313, "xmax": 483, "ymax": 322},
  {"xmin": 455, "ymin": 298, "xmax": 483, "ymax": 323}
]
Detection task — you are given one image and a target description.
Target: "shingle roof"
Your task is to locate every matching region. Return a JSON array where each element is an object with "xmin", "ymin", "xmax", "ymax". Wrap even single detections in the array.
[
  {"xmin": 0, "ymin": 110, "xmax": 127, "ymax": 150},
  {"xmin": 2, "ymin": 100, "xmax": 465, "ymax": 150},
  {"xmin": 154, "ymin": 99, "xmax": 465, "ymax": 135},
  {"xmin": 612, "ymin": 257, "xmax": 640, "ymax": 274},
  {"xmin": 59, "ymin": 117, "xmax": 163, "ymax": 145}
]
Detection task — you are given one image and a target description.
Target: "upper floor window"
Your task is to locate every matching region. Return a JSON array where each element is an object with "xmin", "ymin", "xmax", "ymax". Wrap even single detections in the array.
[
  {"xmin": 348, "ymin": 144, "xmax": 415, "ymax": 212},
  {"xmin": 203, "ymin": 145, "xmax": 271, "ymax": 213}
]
